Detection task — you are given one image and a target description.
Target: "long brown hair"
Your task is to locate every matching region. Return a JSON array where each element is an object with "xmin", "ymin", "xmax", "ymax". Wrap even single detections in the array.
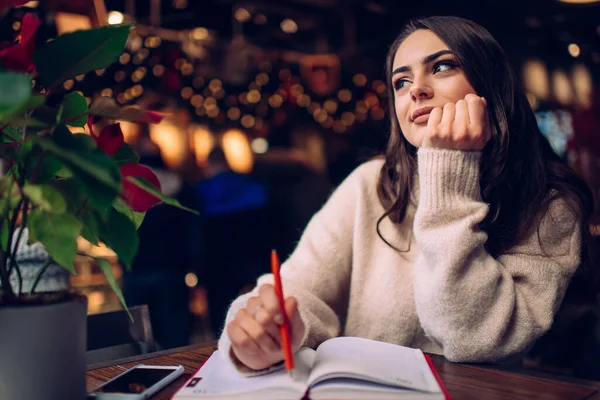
[{"xmin": 377, "ymin": 17, "xmax": 594, "ymax": 265}]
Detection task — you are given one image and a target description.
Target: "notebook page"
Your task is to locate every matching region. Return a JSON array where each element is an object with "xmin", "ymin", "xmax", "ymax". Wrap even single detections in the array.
[
  {"xmin": 306, "ymin": 337, "xmax": 441, "ymax": 393},
  {"xmin": 174, "ymin": 349, "xmax": 315, "ymax": 399}
]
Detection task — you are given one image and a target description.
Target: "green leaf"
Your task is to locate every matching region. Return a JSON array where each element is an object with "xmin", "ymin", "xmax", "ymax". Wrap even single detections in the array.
[
  {"xmin": 98, "ymin": 207, "xmax": 139, "ymax": 270},
  {"xmin": 79, "ymin": 209, "xmax": 100, "ymax": 246},
  {"xmin": 53, "ymin": 125, "xmax": 96, "ymax": 151},
  {"xmin": 23, "ymin": 183, "xmax": 67, "ymax": 213},
  {"xmin": 113, "ymin": 198, "xmax": 145, "ymax": 229},
  {"xmin": 96, "ymin": 257, "xmax": 131, "ymax": 320},
  {"xmin": 33, "ymin": 25, "xmax": 132, "ymax": 89},
  {"xmin": 1, "ymin": 125, "xmax": 20, "ymax": 143},
  {"xmin": 35, "ymin": 136, "xmax": 121, "ymax": 193},
  {"xmin": 112, "ymin": 142, "xmax": 139, "ymax": 165},
  {"xmin": 0, "ymin": 176, "xmax": 22, "ymax": 218},
  {"xmin": 0, "ymin": 72, "xmax": 31, "ymax": 121},
  {"xmin": 127, "ymin": 177, "xmax": 199, "ymax": 215},
  {"xmin": 8, "ymin": 115, "xmax": 50, "ymax": 128},
  {"xmin": 27, "ymin": 209, "xmax": 82, "ymax": 273},
  {"xmin": 1, "ymin": 223, "xmax": 8, "ymax": 252},
  {"xmin": 26, "ymin": 94, "xmax": 46, "ymax": 110},
  {"xmin": 32, "ymin": 155, "xmax": 66, "ymax": 183},
  {"xmin": 61, "ymin": 92, "xmax": 89, "ymax": 127}
]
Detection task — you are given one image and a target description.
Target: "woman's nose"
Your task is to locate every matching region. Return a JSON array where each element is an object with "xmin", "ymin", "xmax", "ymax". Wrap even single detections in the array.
[{"xmin": 409, "ymin": 78, "xmax": 433, "ymax": 102}]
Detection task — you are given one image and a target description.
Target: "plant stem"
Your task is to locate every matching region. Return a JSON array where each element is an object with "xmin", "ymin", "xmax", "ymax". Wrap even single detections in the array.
[
  {"xmin": 30, "ymin": 258, "xmax": 52, "ymax": 295},
  {"xmin": 3, "ymin": 199, "xmax": 23, "ymax": 274},
  {"xmin": 0, "ymin": 240, "xmax": 16, "ymax": 300},
  {"xmin": 9, "ymin": 199, "xmax": 28, "ymax": 296}
]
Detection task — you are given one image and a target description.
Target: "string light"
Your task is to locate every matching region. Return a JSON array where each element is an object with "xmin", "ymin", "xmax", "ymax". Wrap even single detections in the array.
[
  {"xmin": 241, "ymin": 115, "xmax": 256, "ymax": 128},
  {"xmin": 63, "ymin": 80, "xmax": 74, "ymax": 90},
  {"xmin": 323, "ymin": 99, "xmax": 338, "ymax": 114},
  {"xmin": 191, "ymin": 94, "xmax": 204, "ymax": 107},
  {"xmin": 353, "ymin": 73, "xmax": 367, "ymax": 87},
  {"xmin": 207, "ymin": 107, "xmax": 220, "ymax": 118},
  {"xmin": 114, "ymin": 71, "xmax": 126, "ymax": 82},
  {"xmin": 256, "ymin": 72, "xmax": 269, "ymax": 86},
  {"xmin": 95, "ymin": 69, "xmax": 106, "ymax": 77},
  {"xmin": 181, "ymin": 87, "xmax": 194, "ymax": 100},
  {"xmin": 269, "ymin": 94, "xmax": 283, "ymax": 108},
  {"xmin": 568, "ymin": 43, "xmax": 581, "ymax": 58},
  {"xmin": 251, "ymin": 138, "xmax": 269, "ymax": 154},
  {"xmin": 193, "ymin": 76, "xmax": 205, "ymax": 88},
  {"xmin": 227, "ymin": 107, "xmax": 241, "ymax": 120},
  {"xmin": 280, "ymin": 19, "xmax": 298, "ymax": 33},
  {"xmin": 108, "ymin": 11, "xmax": 124, "ymax": 25},
  {"xmin": 234, "ymin": 8, "xmax": 251, "ymax": 22},
  {"xmin": 337, "ymin": 89, "xmax": 352, "ymax": 103},
  {"xmin": 153, "ymin": 65, "xmax": 165, "ymax": 77},
  {"xmin": 247, "ymin": 90, "xmax": 261, "ymax": 103},
  {"xmin": 296, "ymin": 94, "xmax": 311, "ymax": 107}
]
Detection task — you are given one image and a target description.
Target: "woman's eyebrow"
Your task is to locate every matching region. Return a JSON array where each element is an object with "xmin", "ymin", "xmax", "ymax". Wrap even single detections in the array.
[{"xmin": 391, "ymin": 49, "xmax": 454, "ymax": 76}]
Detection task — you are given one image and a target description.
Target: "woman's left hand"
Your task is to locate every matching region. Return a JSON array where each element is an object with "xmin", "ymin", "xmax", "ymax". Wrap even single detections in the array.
[{"xmin": 422, "ymin": 94, "xmax": 491, "ymax": 151}]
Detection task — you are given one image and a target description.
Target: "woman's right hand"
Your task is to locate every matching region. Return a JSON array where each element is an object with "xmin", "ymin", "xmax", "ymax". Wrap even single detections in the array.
[{"xmin": 226, "ymin": 284, "xmax": 306, "ymax": 371}]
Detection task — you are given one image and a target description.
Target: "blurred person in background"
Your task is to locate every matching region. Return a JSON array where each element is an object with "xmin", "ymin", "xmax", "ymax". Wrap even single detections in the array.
[
  {"xmin": 195, "ymin": 147, "xmax": 272, "ymax": 336},
  {"xmin": 123, "ymin": 152, "xmax": 205, "ymax": 349},
  {"xmin": 218, "ymin": 16, "xmax": 595, "ymax": 376}
]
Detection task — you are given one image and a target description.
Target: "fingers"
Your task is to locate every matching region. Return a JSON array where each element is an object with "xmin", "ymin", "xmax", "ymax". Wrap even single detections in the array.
[
  {"xmin": 258, "ymin": 284, "xmax": 284, "ymax": 325},
  {"xmin": 285, "ymin": 296, "xmax": 306, "ymax": 350},
  {"xmin": 454, "ymin": 100, "xmax": 469, "ymax": 141},
  {"xmin": 236, "ymin": 308, "xmax": 281, "ymax": 353},
  {"xmin": 440, "ymin": 103, "xmax": 456, "ymax": 138}
]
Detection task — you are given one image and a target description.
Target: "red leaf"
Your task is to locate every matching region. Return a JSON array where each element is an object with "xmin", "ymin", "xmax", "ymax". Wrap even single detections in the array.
[
  {"xmin": 0, "ymin": 0, "xmax": 30, "ymax": 7},
  {"xmin": 119, "ymin": 163, "xmax": 162, "ymax": 212},
  {"xmin": 87, "ymin": 118, "xmax": 125, "ymax": 156},
  {"xmin": 96, "ymin": 123, "xmax": 124, "ymax": 156},
  {"xmin": 0, "ymin": 13, "xmax": 40, "ymax": 73}
]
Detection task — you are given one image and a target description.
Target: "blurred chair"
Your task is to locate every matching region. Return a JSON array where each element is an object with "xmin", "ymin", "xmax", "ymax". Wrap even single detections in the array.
[{"xmin": 86, "ymin": 305, "xmax": 157, "ymax": 366}]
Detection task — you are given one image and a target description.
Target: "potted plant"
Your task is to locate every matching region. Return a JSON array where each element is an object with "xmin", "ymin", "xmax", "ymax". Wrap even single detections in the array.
[{"xmin": 0, "ymin": 4, "xmax": 193, "ymax": 399}]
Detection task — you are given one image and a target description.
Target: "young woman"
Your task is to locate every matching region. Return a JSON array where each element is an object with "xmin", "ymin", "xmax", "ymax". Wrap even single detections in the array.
[{"xmin": 219, "ymin": 16, "xmax": 594, "ymax": 374}]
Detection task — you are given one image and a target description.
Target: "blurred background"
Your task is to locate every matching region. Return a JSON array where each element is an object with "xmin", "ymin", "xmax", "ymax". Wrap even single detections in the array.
[{"xmin": 3, "ymin": 0, "xmax": 600, "ymax": 377}]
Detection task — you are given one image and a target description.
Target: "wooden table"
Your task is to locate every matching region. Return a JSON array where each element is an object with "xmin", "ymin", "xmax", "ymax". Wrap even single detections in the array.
[{"xmin": 87, "ymin": 343, "xmax": 600, "ymax": 399}]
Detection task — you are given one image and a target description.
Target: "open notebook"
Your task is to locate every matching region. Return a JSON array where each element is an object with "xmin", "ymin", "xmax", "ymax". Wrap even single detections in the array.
[{"xmin": 173, "ymin": 337, "xmax": 450, "ymax": 400}]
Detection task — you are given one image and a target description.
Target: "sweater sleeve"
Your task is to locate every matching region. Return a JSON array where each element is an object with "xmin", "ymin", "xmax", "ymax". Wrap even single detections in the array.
[
  {"xmin": 412, "ymin": 148, "xmax": 581, "ymax": 363},
  {"xmin": 218, "ymin": 161, "xmax": 375, "ymax": 374}
]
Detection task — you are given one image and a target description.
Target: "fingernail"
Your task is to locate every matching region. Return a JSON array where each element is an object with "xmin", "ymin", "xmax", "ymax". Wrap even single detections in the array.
[{"xmin": 274, "ymin": 314, "xmax": 284, "ymax": 325}]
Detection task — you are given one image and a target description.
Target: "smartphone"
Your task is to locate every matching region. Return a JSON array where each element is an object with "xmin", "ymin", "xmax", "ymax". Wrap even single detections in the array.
[{"xmin": 87, "ymin": 364, "xmax": 184, "ymax": 400}]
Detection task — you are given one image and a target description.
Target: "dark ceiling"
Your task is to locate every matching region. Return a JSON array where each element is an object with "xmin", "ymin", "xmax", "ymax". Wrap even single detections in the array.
[{"xmin": 106, "ymin": 0, "xmax": 600, "ymax": 77}]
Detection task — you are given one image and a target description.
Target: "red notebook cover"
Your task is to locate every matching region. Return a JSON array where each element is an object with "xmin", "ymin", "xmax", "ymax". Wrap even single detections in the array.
[{"xmin": 425, "ymin": 354, "xmax": 452, "ymax": 400}]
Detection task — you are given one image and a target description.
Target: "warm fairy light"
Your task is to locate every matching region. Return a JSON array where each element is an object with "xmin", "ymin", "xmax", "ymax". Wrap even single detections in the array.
[
  {"xmin": 278, "ymin": 69, "xmax": 292, "ymax": 81},
  {"xmin": 572, "ymin": 64, "xmax": 593, "ymax": 108},
  {"xmin": 341, "ymin": 112, "xmax": 356, "ymax": 126},
  {"xmin": 280, "ymin": 19, "xmax": 298, "ymax": 33},
  {"xmin": 108, "ymin": 11, "xmax": 124, "ymax": 25},
  {"xmin": 117, "ymin": 93, "xmax": 126, "ymax": 104},
  {"xmin": 254, "ymin": 13, "xmax": 267, "ymax": 25},
  {"xmin": 290, "ymin": 84, "xmax": 304, "ymax": 97},
  {"xmin": 313, "ymin": 109, "xmax": 328, "ymax": 123},
  {"xmin": 241, "ymin": 115, "xmax": 256, "ymax": 128},
  {"xmin": 238, "ymin": 92, "xmax": 249, "ymax": 105},
  {"xmin": 101, "ymin": 88, "xmax": 113, "ymax": 97},
  {"xmin": 256, "ymin": 72, "xmax": 269, "ymax": 86},
  {"xmin": 365, "ymin": 93, "xmax": 379, "ymax": 108},
  {"xmin": 337, "ymin": 89, "xmax": 352, "ymax": 103},
  {"xmin": 191, "ymin": 94, "xmax": 204, "ymax": 107},
  {"xmin": 234, "ymin": 8, "xmax": 251, "ymax": 22},
  {"xmin": 568, "ymin": 43, "xmax": 581, "ymax": 58},
  {"xmin": 149, "ymin": 121, "xmax": 188, "ymax": 168},
  {"xmin": 227, "ymin": 107, "xmax": 241, "ymax": 120},
  {"xmin": 96, "ymin": 69, "xmax": 106, "ymax": 76},
  {"xmin": 321, "ymin": 117, "xmax": 334, "ymax": 129},
  {"xmin": 131, "ymin": 84, "xmax": 143, "ymax": 97},
  {"xmin": 557, "ymin": 0, "xmax": 600, "ymax": 4},
  {"xmin": 251, "ymin": 138, "xmax": 269, "ymax": 154},
  {"xmin": 119, "ymin": 121, "xmax": 140, "ymax": 144},
  {"xmin": 296, "ymin": 94, "xmax": 311, "ymax": 107},
  {"xmin": 269, "ymin": 94, "xmax": 283, "ymax": 108},
  {"xmin": 181, "ymin": 63, "xmax": 194, "ymax": 76},
  {"xmin": 308, "ymin": 102, "xmax": 320, "ymax": 114},
  {"xmin": 191, "ymin": 27, "xmax": 209, "ymax": 40},
  {"xmin": 552, "ymin": 69, "xmax": 573, "ymax": 105},
  {"xmin": 191, "ymin": 125, "xmax": 214, "ymax": 167},
  {"xmin": 175, "ymin": 58, "xmax": 186, "ymax": 69},
  {"xmin": 209, "ymin": 79, "xmax": 223, "ymax": 92},
  {"xmin": 114, "ymin": 71, "xmax": 126, "ymax": 82},
  {"xmin": 522, "ymin": 59, "xmax": 550, "ymax": 100},
  {"xmin": 153, "ymin": 65, "xmax": 165, "ymax": 77},
  {"xmin": 373, "ymin": 80, "xmax": 387, "ymax": 94},
  {"xmin": 356, "ymin": 100, "xmax": 369, "ymax": 114},
  {"xmin": 206, "ymin": 107, "xmax": 220, "ymax": 118},
  {"xmin": 353, "ymin": 73, "xmax": 367, "ymax": 87},
  {"xmin": 247, "ymin": 90, "xmax": 261, "ymax": 103},
  {"xmin": 195, "ymin": 107, "xmax": 206, "ymax": 116},
  {"xmin": 181, "ymin": 87, "xmax": 194, "ymax": 100},
  {"xmin": 214, "ymin": 89, "xmax": 226, "ymax": 100},
  {"xmin": 193, "ymin": 76, "xmax": 205, "ymax": 88},
  {"xmin": 63, "ymin": 80, "xmax": 74, "ymax": 90},
  {"xmin": 145, "ymin": 36, "xmax": 162, "ymax": 48},
  {"xmin": 222, "ymin": 129, "xmax": 254, "ymax": 173},
  {"xmin": 185, "ymin": 273, "xmax": 198, "ymax": 288},
  {"xmin": 323, "ymin": 99, "xmax": 338, "ymax": 114},
  {"xmin": 333, "ymin": 120, "xmax": 346, "ymax": 133},
  {"xmin": 371, "ymin": 107, "xmax": 385, "ymax": 120}
]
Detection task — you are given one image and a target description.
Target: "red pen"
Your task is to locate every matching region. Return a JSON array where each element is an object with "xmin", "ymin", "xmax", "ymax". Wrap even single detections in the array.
[{"xmin": 271, "ymin": 249, "xmax": 295, "ymax": 377}]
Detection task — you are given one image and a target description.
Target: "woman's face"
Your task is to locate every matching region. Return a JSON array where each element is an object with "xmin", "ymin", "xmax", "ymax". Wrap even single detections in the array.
[{"xmin": 392, "ymin": 29, "xmax": 478, "ymax": 147}]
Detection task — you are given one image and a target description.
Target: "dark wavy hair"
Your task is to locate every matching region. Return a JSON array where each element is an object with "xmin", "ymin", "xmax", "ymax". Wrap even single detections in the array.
[{"xmin": 376, "ymin": 17, "xmax": 594, "ymax": 270}]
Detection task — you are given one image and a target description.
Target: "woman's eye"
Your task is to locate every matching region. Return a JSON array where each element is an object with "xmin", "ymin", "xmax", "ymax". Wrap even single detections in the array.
[
  {"xmin": 434, "ymin": 61, "xmax": 456, "ymax": 73},
  {"xmin": 393, "ymin": 79, "xmax": 408, "ymax": 91}
]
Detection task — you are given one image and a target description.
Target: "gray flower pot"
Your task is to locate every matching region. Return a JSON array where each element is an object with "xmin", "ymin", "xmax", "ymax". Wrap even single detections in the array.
[{"xmin": 0, "ymin": 293, "xmax": 88, "ymax": 400}]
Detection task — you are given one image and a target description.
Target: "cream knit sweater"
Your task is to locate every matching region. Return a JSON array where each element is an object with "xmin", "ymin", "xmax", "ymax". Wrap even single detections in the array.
[{"xmin": 218, "ymin": 148, "xmax": 581, "ymax": 372}]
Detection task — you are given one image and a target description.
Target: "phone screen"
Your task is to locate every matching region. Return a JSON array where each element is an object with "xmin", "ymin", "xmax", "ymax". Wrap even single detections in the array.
[{"xmin": 94, "ymin": 367, "xmax": 175, "ymax": 394}]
